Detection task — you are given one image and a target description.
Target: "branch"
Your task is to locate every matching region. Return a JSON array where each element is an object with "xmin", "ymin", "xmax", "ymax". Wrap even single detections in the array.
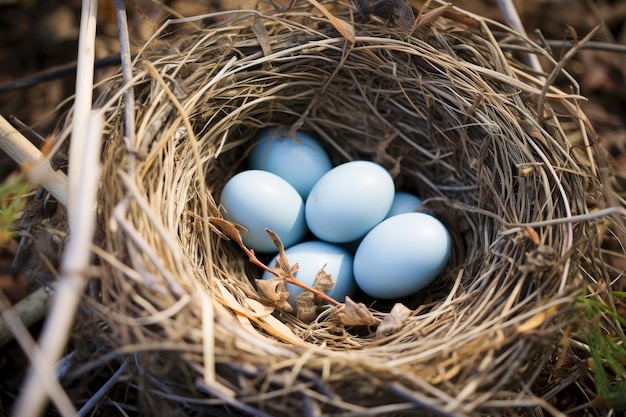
[{"xmin": 209, "ymin": 218, "xmax": 340, "ymax": 307}]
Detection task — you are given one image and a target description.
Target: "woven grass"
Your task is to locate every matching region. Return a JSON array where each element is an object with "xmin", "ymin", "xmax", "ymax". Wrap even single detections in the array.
[{"xmin": 61, "ymin": 0, "xmax": 624, "ymax": 415}]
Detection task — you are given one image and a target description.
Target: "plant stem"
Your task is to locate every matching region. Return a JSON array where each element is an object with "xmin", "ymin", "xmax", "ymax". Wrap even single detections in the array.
[{"xmin": 237, "ymin": 241, "xmax": 341, "ymax": 306}]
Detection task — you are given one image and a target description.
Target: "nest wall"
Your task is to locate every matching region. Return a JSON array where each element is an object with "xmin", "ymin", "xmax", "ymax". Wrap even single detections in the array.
[{"xmin": 80, "ymin": 1, "xmax": 619, "ymax": 415}]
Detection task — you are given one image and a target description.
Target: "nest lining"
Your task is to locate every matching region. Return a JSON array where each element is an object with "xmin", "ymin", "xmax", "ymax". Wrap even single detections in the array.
[{"xmin": 73, "ymin": 1, "xmax": 619, "ymax": 415}]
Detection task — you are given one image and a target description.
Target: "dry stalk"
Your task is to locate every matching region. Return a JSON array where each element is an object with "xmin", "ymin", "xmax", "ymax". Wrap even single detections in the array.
[
  {"xmin": 11, "ymin": 0, "xmax": 101, "ymax": 415},
  {"xmin": 0, "ymin": 116, "xmax": 68, "ymax": 205}
]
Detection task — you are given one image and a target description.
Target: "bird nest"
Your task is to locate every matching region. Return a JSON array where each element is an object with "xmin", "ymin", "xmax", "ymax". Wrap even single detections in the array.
[{"xmin": 57, "ymin": 0, "xmax": 623, "ymax": 415}]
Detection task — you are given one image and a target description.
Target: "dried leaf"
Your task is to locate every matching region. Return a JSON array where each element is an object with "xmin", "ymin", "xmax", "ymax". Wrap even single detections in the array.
[
  {"xmin": 294, "ymin": 267, "xmax": 338, "ymax": 322},
  {"xmin": 307, "ymin": 0, "xmax": 355, "ymax": 44},
  {"xmin": 295, "ymin": 291, "xmax": 317, "ymax": 323},
  {"xmin": 516, "ymin": 305, "xmax": 558, "ymax": 333},
  {"xmin": 440, "ymin": 8, "xmax": 480, "ymax": 30},
  {"xmin": 256, "ymin": 277, "xmax": 292, "ymax": 313},
  {"xmin": 265, "ymin": 229, "xmax": 292, "ymax": 274},
  {"xmin": 312, "ymin": 267, "xmax": 334, "ymax": 295},
  {"xmin": 376, "ymin": 303, "xmax": 412, "ymax": 338},
  {"xmin": 215, "ymin": 279, "xmax": 274, "ymax": 318},
  {"xmin": 246, "ymin": 298, "xmax": 306, "ymax": 346},
  {"xmin": 337, "ymin": 297, "xmax": 380, "ymax": 326},
  {"xmin": 252, "ymin": 15, "xmax": 272, "ymax": 58},
  {"xmin": 412, "ymin": 3, "xmax": 452, "ymax": 32},
  {"xmin": 257, "ymin": 312, "xmax": 306, "ymax": 346},
  {"xmin": 208, "ymin": 217, "xmax": 247, "ymax": 243},
  {"xmin": 525, "ymin": 226, "xmax": 540, "ymax": 247}
]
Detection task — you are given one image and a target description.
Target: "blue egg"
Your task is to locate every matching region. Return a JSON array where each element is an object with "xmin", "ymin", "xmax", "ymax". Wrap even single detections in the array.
[
  {"xmin": 262, "ymin": 240, "xmax": 356, "ymax": 313},
  {"xmin": 220, "ymin": 170, "xmax": 307, "ymax": 253},
  {"xmin": 249, "ymin": 128, "xmax": 332, "ymax": 198},
  {"xmin": 305, "ymin": 161, "xmax": 395, "ymax": 243},
  {"xmin": 353, "ymin": 213, "xmax": 451, "ymax": 299},
  {"xmin": 385, "ymin": 191, "xmax": 423, "ymax": 218}
]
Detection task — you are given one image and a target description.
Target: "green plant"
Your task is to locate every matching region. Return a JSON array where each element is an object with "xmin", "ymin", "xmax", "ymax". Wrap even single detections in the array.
[
  {"xmin": 575, "ymin": 291, "xmax": 626, "ymax": 410},
  {"xmin": 0, "ymin": 173, "xmax": 29, "ymax": 246}
]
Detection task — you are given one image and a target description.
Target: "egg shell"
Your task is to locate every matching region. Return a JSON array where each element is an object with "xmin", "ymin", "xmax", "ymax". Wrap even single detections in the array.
[
  {"xmin": 305, "ymin": 161, "xmax": 395, "ymax": 243},
  {"xmin": 385, "ymin": 191, "xmax": 423, "ymax": 218},
  {"xmin": 249, "ymin": 128, "xmax": 333, "ymax": 198},
  {"xmin": 220, "ymin": 170, "xmax": 307, "ymax": 253},
  {"xmin": 353, "ymin": 213, "xmax": 451, "ymax": 299},
  {"xmin": 262, "ymin": 240, "xmax": 356, "ymax": 313}
]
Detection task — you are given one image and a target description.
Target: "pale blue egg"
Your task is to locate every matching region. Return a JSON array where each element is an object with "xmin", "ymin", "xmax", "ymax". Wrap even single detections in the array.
[
  {"xmin": 353, "ymin": 213, "xmax": 451, "ymax": 299},
  {"xmin": 249, "ymin": 128, "xmax": 332, "ymax": 198},
  {"xmin": 385, "ymin": 191, "xmax": 423, "ymax": 218},
  {"xmin": 305, "ymin": 161, "xmax": 395, "ymax": 243},
  {"xmin": 220, "ymin": 170, "xmax": 307, "ymax": 253},
  {"xmin": 262, "ymin": 240, "xmax": 356, "ymax": 313}
]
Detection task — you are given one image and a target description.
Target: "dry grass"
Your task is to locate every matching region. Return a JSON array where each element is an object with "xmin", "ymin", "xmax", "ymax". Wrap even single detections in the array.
[{"xmin": 6, "ymin": 0, "xmax": 626, "ymax": 415}]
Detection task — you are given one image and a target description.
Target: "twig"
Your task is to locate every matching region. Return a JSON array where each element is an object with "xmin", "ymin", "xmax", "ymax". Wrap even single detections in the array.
[
  {"xmin": 234, "ymin": 234, "xmax": 341, "ymax": 307},
  {"xmin": 210, "ymin": 218, "xmax": 340, "ymax": 307},
  {"xmin": 542, "ymin": 39, "xmax": 626, "ymax": 54},
  {"xmin": 0, "ymin": 290, "xmax": 76, "ymax": 416},
  {"xmin": 0, "ymin": 55, "xmax": 123, "ymax": 94},
  {"xmin": 0, "ymin": 286, "xmax": 53, "ymax": 348},
  {"xmin": 12, "ymin": 0, "xmax": 102, "ymax": 413},
  {"xmin": 114, "ymin": 0, "xmax": 137, "ymax": 173},
  {"xmin": 55, "ymin": 350, "xmax": 77, "ymax": 380},
  {"xmin": 0, "ymin": 115, "xmax": 68, "ymax": 205},
  {"xmin": 497, "ymin": 0, "xmax": 543, "ymax": 74},
  {"xmin": 7, "ymin": 115, "xmax": 47, "ymax": 147},
  {"xmin": 537, "ymin": 26, "xmax": 601, "ymax": 124},
  {"xmin": 12, "ymin": 111, "xmax": 104, "ymax": 417},
  {"xmin": 76, "ymin": 357, "xmax": 129, "ymax": 417}
]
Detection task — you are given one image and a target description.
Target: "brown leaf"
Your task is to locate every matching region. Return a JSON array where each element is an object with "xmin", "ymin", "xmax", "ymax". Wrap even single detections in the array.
[
  {"xmin": 376, "ymin": 303, "xmax": 412, "ymax": 338},
  {"xmin": 412, "ymin": 3, "xmax": 452, "ymax": 32},
  {"xmin": 256, "ymin": 277, "xmax": 293, "ymax": 313},
  {"xmin": 252, "ymin": 15, "xmax": 272, "ymax": 58},
  {"xmin": 516, "ymin": 305, "xmax": 558, "ymax": 334},
  {"xmin": 294, "ymin": 267, "xmax": 337, "ymax": 323},
  {"xmin": 295, "ymin": 291, "xmax": 317, "ymax": 323},
  {"xmin": 525, "ymin": 226, "xmax": 540, "ymax": 247},
  {"xmin": 208, "ymin": 217, "xmax": 247, "ymax": 243},
  {"xmin": 337, "ymin": 297, "xmax": 380, "ymax": 326},
  {"xmin": 307, "ymin": 0, "xmax": 355, "ymax": 44},
  {"xmin": 266, "ymin": 229, "xmax": 291, "ymax": 273},
  {"xmin": 312, "ymin": 267, "xmax": 334, "ymax": 297}
]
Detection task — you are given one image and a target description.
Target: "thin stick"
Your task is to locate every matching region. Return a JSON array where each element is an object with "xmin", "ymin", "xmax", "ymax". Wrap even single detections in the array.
[
  {"xmin": 537, "ymin": 26, "xmax": 600, "ymax": 124},
  {"xmin": 76, "ymin": 357, "xmax": 129, "ymax": 417},
  {"xmin": 12, "ymin": 0, "xmax": 102, "ymax": 407},
  {"xmin": 497, "ymin": 0, "xmax": 543, "ymax": 74},
  {"xmin": 0, "ymin": 291, "xmax": 76, "ymax": 416},
  {"xmin": 114, "ymin": 0, "xmax": 137, "ymax": 172},
  {"xmin": 0, "ymin": 55, "xmax": 123, "ymax": 94},
  {"xmin": 0, "ymin": 115, "xmax": 68, "ymax": 206},
  {"xmin": 13, "ymin": 111, "xmax": 104, "ymax": 417},
  {"xmin": 235, "ymin": 239, "xmax": 341, "ymax": 306},
  {"xmin": 0, "ymin": 286, "xmax": 53, "ymax": 348}
]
